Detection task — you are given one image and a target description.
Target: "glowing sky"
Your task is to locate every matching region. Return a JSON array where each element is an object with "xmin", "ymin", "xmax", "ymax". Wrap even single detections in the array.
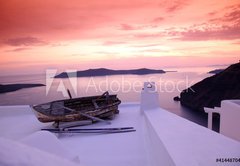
[{"xmin": 0, "ymin": 0, "xmax": 240, "ymax": 75}]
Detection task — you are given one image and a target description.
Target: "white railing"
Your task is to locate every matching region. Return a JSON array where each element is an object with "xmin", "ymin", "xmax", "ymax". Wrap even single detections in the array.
[{"xmin": 204, "ymin": 100, "xmax": 240, "ymax": 142}]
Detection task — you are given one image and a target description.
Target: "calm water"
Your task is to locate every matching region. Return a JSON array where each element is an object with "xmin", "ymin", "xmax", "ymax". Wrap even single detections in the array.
[{"xmin": 0, "ymin": 66, "xmax": 223, "ymax": 128}]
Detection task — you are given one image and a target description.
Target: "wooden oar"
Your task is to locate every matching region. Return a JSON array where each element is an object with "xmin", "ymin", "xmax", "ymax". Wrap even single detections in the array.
[
  {"xmin": 56, "ymin": 104, "xmax": 111, "ymax": 125},
  {"xmin": 42, "ymin": 127, "xmax": 134, "ymax": 132},
  {"xmin": 42, "ymin": 127, "xmax": 136, "ymax": 134}
]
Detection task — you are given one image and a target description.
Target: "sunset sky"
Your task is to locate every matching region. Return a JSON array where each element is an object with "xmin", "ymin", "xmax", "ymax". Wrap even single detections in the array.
[{"xmin": 0, "ymin": 0, "xmax": 240, "ymax": 75}]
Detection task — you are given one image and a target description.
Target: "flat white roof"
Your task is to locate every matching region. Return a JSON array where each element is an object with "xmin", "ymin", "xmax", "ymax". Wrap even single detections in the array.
[
  {"xmin": 0, "ymin": 104, "xmax": 148, "ymax": 166},
  {"xmin": 0, "ymin": 103, "xmax": 240, "ymax": 166}
]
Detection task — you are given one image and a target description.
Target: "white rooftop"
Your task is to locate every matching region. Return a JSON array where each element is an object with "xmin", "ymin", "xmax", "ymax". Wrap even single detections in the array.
[
  {"xmin": 0, "ymin": 82, "xmax": 240, "ymax": 166},
  {"xmin": 1, "ymin": 103, "xmax": 240, "ymax": 166}
]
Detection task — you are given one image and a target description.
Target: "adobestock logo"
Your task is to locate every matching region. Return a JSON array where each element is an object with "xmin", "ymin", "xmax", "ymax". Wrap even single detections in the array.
[
  {"xmin": 84, "ymin": 76, "xmax": 195, "ymax": 93},
  {"xmin": 45, "ymin": 69, "xmax": 195, "ymax": 97},
  {"xmin": 46, "ymin": 69, "xmax": 77, "ymax": 97}
]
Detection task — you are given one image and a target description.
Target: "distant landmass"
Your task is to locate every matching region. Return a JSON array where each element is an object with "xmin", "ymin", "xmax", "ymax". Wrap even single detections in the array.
[
  {"xmin": 208, "ymin": 69, "xmax": 224, "ymax": 74},
  {"xmin": 175, "ymin": 63, "xmax": 240, "ymax": 112},
  {"xmin": 55, "ymin": 68, "xmax": 166, "ymax": 78},
  {"xmin": 0, "ymin": 84, "xmax": 45, "ymax": 94}
]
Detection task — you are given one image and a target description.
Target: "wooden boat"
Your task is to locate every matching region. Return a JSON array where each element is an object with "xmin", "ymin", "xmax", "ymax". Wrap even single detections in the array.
[{"xmin": 32, "ymin": 92, "xmax": 121, "ymax": 123}]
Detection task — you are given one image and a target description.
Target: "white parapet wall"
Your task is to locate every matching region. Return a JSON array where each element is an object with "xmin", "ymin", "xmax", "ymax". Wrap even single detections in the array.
[{"xmin": 141, "ymin": 82, "xmax": 240, "ymax": 166}]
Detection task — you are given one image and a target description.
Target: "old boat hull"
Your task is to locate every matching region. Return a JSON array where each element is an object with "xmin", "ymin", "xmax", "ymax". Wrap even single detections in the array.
[{"xmin": 32, "ymin": 93, "xmax": 121, "ymax": 123}]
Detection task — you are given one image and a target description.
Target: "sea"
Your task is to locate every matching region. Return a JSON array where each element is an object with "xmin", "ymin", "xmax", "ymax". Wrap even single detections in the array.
[{"xmin": 0, "ymin": 66, "xmax": 226, "ymax": 130}]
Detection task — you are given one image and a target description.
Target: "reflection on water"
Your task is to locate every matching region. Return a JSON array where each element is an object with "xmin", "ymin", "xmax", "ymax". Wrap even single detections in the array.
[{"xmin": 0, "ymin": 66, "xmax": 224, "ymax": 128}]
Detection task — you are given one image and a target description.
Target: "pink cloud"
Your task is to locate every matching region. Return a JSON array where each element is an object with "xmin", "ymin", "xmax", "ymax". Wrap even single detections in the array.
[
  {"xmin": 209, "ymin": 4, "xmax": 240, "ymax": 24},
  {"xmin": 6, "ymin": 47, "xmax": 32, "ymax": 52},
  {"xmin": 119, "ymin": 24, "xmax": 139, "ymax": 30},
  {"xmin": 134, "ymin": 32, "xmax": 166, "ymax": 39},
  {"xmin": 133, "ymin": 3, "xmax": 240, "ymax": 41},
  {"xmin": 179, "ymin": 25, "xmax": 240, "ymax": 41},
  {"xmin": 103, "ymin": 41, "xmax": 126, "ymax": 45},
  {"xmin": 152, "ymin": 17, "xmax": 165, "ymax": 23},
  {"xmin": 132, "ymin": 44, "xmax": 161, "ymax": 48},
  {"xmin": 208, "ymin": 11, "xmax": 217, "ymax": 16},
  {"xmin": 0, "ymin": 0, "xmax": 153, "ymax": 40},
  {"xmin": 178, "ymin": 4, "xmax": 240, "ymax": 41},
  {"xmin": 4, "ymin": 37, "xmax": 47, "ymax": 46},
  {"xmin": 158, "ymin": 0, "xmax": 190, "ymax": 13}
]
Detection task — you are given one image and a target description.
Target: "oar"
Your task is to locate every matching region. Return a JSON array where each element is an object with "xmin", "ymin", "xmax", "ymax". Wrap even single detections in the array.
[
  {"xmin": 49, "ymin": 130, "xmax": 136, "ymax": 134},
  {"xmin": 42, "ymin": 127, "xmax": 134, "ymax": 132},
  {"xmin": 42, "ymin": 127, "xmax": 136, "ymax": 134},
  {"xmin": 56, "ymin": 104, "xmax": 111, "ymax": 125},
  {"xmin": 67, "ymin": 89, "xmax": 72, "ymax": 99}
]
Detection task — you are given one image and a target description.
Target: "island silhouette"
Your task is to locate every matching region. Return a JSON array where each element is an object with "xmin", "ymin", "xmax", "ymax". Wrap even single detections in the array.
[{"xmin": 54, "ymin": 68, "xmax": 166, "ymax": 78}]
